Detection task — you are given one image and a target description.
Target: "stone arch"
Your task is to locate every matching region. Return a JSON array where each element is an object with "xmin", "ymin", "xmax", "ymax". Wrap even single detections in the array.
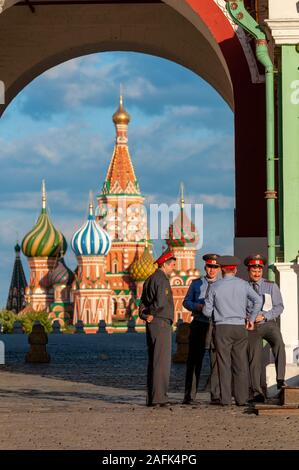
[
  {"xmin": 0, "ymin": 0, "xmax": 234, "ymax": 109},
  {"xmin": 0, "ymin": 0, "xmax": 268, "ymax": 244}
]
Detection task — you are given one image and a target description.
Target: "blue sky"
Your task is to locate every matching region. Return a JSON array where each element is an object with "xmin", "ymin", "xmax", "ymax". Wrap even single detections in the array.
[{"xmin": 0, "ymin": 52, "xmax": 234, "ymax": 307}]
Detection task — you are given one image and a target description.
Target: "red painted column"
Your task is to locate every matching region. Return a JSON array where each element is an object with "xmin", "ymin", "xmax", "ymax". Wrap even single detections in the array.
[{"xmin": 185, "ymin": 0, "xmax": 267, "ymax": 238}]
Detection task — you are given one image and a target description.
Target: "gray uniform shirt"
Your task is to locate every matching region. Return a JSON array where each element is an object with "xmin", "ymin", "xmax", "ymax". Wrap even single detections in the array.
[
  {"xmin": 203, "ymin": 275, "xmax": 263, "ymax": 325},
  {"xmin": 248, "ymin": 278, "xmax": 284, "ymax": 322},
  {"xmin": 139, "ymin": 269, "xmax": 174, "ymax": 322}
]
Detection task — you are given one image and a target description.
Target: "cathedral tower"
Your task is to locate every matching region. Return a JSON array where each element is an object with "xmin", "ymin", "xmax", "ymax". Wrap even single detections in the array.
[
  {"xmin": 96, "ymin": 95, "xmax": 151, "ymax": 320},
  {"xmin": 6, "ymin": 243, "xmax": 28, "ymax": 313},
  {"xmin": 72, "ymin": 193, "xmax": 113, "ymax": 325}
]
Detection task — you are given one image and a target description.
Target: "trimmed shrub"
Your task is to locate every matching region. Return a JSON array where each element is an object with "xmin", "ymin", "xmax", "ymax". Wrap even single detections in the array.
[
  {"xmin": 0, "ymin": 310, "xmax": 18, "ymax": 333},
  {"xmin": 20, "ymin": 311, "xmax": 52, "ymax": 334}
]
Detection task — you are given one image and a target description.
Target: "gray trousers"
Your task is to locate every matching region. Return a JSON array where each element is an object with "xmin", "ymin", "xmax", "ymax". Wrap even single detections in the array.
[
  {"xmin": 146, "ymin": 317, "xmax": 172, "ymax": 405},
  {"xmin": 248, "ymin": 320, "xmax": 286, "ymax": 396},
  {"xmin": 184, "ymin": 321, "xmax": 220, "ymax": 401},
  {"xmin": 214, "ymin": 324, "xmax": 249, "ymax": 406}
]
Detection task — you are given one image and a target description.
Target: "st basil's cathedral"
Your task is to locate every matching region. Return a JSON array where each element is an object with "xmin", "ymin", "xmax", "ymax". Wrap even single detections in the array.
[{"xmin": 7, "ymin": 96, "xmax": 200, "ymax": 330}]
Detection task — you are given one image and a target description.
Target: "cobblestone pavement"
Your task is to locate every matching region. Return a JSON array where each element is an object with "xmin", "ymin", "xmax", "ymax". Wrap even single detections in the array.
[{"xmin": 0, "ymin": 334, "xmax": 298, "ymax": 450}]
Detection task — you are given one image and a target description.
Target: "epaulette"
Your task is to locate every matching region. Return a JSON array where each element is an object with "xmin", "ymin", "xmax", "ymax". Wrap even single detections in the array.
[{"xmin": 264, "ymin": 280, "xmax": 274, "ymax": 283}]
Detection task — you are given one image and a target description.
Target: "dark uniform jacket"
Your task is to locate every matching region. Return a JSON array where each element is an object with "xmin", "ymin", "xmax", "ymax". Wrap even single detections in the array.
[{"xmin": 139, "ymin": 269, "xmax": 174, "ymax": 322}]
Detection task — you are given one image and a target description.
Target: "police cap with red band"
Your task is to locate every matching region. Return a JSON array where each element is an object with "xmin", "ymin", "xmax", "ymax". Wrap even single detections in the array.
[
  {"xmin": 154, "ymin": 250, "xmax": 176, "ymax": 266},
  {"xmin": 202, "ymin": 253, "xmax": 220, "ymax": 267},
  {"xmin": 217, "ymin": 255, "xmax": 240, "ymax": 268},
  {"xmin": 244, "ymin": 254, "xmax": 267, "ymax": 267}
]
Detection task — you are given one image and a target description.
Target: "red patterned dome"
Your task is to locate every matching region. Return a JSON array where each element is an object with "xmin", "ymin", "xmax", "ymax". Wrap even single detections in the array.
[
  {"xmin": 49, "ymin": 258, "xmax": 74, "ymax": 286},
  {"xmin": 166, "ymin": 186, "xmax": 199, "ymax": 248},
  {"xmin": 167, "ymin": 211, "xmax": 199, "ymax": 247}
]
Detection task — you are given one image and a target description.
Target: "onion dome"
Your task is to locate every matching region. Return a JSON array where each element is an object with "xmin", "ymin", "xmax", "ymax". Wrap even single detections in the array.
[
  {"xmin": 22, "ymin": 180, "xmax": 67, "ymax": 258},
  {"xmin": 49, "ymin": 258, "xmax": 75, "ymax": 286},
  {"xmin": 166, "ymin": 183, "xmax": 199, "ymax": 248},
  {"xmin": 130, "ymin": 243, "xmax": 156, "ymax": 282},
  {"xmin": 71, "ymin": 192, "xmax": 111, "ymax": 256},
  {"xmin": 112, "ymin": 94, "xmax": 131, "ymax": 125}
]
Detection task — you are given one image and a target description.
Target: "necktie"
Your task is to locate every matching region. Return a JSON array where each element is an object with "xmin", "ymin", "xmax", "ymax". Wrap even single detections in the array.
[
  {"xmin": 253, "ymin": 282, "xmax": 259, "ymax": 294},
  {"xmin": 205, "ymin": 281, "xmax": 212, "ymax": 298}
]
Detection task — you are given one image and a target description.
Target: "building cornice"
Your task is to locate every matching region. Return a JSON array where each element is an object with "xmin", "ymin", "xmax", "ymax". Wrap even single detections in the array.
[{"xmin": 265, "ymin": 19, "xmax": 299, "ymax": 45}]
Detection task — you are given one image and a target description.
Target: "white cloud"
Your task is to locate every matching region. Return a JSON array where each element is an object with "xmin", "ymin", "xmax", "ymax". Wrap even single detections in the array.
[
  {"xmin": 197, "ymin": 193, "xmax": 235, "ymax": 210},
  {"xmin": 0, "ymin": 190, "xmax": 76, "ymax": 211},
  {"xmin": 34, "ymin": 143, "xmax": 61, "ymax": 165},
  {"xmin": 144, "ymin": 191, "xmax": 234, "ymax": 210},
  {"xmin": 44, "ymin": 57, "xmax": 83, "ymax": 80},
  {"xmin": 125, "ymin": 77, "xmax": 157, "ymax": 98}
]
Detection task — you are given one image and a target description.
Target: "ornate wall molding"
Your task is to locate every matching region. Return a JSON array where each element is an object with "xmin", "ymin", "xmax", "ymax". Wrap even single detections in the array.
[{"xmin": 214, "ymin": 0, "xmax": 265, "ymax": 84}]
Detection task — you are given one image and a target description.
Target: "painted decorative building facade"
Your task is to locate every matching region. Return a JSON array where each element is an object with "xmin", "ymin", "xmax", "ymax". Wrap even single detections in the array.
[
  {"xmin": 21, "ymin": 180, "xmax": 67, "ymax": 313},
  {"xmin": 15, "ymin": 97, "xmax": 200, "ymax": 327},
  {"xmin": 96, "ymin": 95, "xmax": 150, "ymax": 320},
  {"xmin": 71, "ymin": 194, "xmax": 112, "ymax": 325}
]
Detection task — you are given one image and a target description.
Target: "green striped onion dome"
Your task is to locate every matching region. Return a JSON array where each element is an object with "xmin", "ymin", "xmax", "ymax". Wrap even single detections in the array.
[
  {"xmin": 130, "ymin": 246, "xmax": 156, "ymax": 282},
  {"xmin": 22, "ymin": 208, "xmax": 67, "ymax": 258},
  {"xmin": 166, "ymin": 208, "xmax": 199, "ymax": 248}
]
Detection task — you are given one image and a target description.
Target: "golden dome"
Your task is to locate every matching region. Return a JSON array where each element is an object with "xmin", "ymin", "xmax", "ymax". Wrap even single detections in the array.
[
  {"xmin": 112, "ymin": 95, "xmax": 131, "ymax": 125},
  {"xmin": 130, "ymin": 244, "xmax": 156, "ymax": 282}
]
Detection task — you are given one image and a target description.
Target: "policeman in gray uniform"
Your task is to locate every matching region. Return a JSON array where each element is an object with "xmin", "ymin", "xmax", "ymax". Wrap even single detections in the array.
[
  {"xmin": 139, "ymin": 250, "xmax": 176, "ymax": 407},
  {"xmin": 245, "ymin": 254, "xmax": 286, "ymax": 402},
  {"xmin": 203, "ymin": 255, "xmax": 262, "ymax": 406},
  {"xmin": 182, "ymin": 253, "xmax": 221, "ymax": 405}
]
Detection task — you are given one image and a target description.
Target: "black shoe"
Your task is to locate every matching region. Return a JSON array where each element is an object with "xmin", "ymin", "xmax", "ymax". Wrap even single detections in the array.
[
  {"xmin": 182, "ymin": 398, "xmax": 194, "ymax": 405},
  {"xmin": 248, "ymin": 394, "xmax": 265, "ymax": 404},
  {"xmin": 210, "ymin": 398, "xmax": 221, "ymax": 405},
  {"xmin": 277, "ymin": 380, "xmax": 287, "ymax": 389}
]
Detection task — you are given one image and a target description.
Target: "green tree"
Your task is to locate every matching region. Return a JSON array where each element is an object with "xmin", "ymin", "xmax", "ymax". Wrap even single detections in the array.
[
  {"xmin": 20, "ymin": 311, "xmax": 52, "ymax": 334},
  {"xmin": 0, "ymin": 310, "xmax": 18, "ymax": 333}
]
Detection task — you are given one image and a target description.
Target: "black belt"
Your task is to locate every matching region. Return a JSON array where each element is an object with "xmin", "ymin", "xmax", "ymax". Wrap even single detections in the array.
[
  {"xmin": 256, "ymin": 319, "xmax": 276, "ymax": 326},
  {"xmin": 155, "ymin": 317, "xmax": 173, "ymax": 325}
]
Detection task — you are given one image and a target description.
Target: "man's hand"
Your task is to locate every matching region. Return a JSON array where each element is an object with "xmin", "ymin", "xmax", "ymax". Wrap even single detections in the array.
[
  {"xmin": 255, "ymin": 313, "xmax": 265, "ymax": 323},
  {"xmin": 246, "ymin": 321, "xmax": 255, "ymax": 331},
  {"xmin": 196, "ymin": 304, "xmax": 203, "ymax": 312},
  {"xmin": 146, "ymin": 315, "xmax": 154, "ymax": 323}
]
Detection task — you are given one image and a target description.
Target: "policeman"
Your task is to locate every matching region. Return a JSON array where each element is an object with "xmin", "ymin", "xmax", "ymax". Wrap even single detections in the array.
[
  {"xmin": 245, "ymin": 254, "xmax": 286, "ymax": 402},
  {"xmin": 182, "ymin": 253, "xmax": 221, "ymax": 405},
  {"xmin": 139, "ymin": 250, "xmax": 176, "ymax": 407},
  {"xmin": 203, "ymin": 256, "xmax": 262, "ymax": 406}
]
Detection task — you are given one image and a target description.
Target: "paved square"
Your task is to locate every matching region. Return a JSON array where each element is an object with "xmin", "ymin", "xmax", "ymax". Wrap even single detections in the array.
[{"xmin": 0, "ymin": 334, "xmax": 298, "ymax": 450}]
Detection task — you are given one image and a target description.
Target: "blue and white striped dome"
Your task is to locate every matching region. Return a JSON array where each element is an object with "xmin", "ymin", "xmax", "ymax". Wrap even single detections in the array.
[{"xmin": 71, "ymin": 199, "xmax": 111, "ymax": 256}]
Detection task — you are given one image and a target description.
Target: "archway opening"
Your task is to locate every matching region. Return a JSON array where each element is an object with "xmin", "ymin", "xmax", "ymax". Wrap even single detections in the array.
[{"xmin": 0, "ymin": 51, "xmax": 234, "ymax": 325}]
